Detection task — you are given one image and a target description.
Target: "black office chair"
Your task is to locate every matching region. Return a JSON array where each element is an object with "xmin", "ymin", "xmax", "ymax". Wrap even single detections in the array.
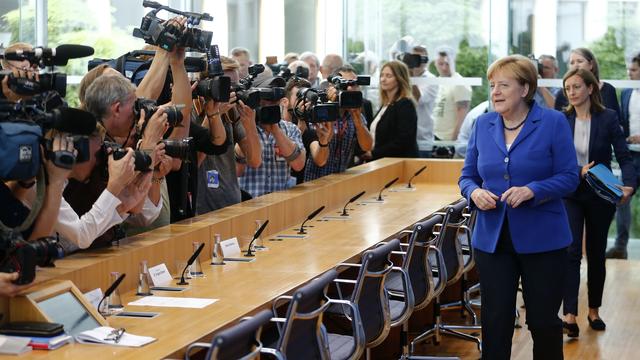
[
  {"xmin": 440, "ymin": 205, "xmax": 479, "ymax": 325},
  {"xmin": 411, "ymin": 199, "xmax": 482, "ymax": 352},
  {"xmin": 269, "ymin": 269, "xmax": 365, "ymax": 360},
  {"xmin": 185, "ymin": 309, "xmax": 277, "ymax": 360},
  {"xmin": 327, "ymin": 239, "xmax": 402, "ymax": 360},
  {"xmin": 385, "ymin": 214, "xmax": 459, "ymax": 359}
]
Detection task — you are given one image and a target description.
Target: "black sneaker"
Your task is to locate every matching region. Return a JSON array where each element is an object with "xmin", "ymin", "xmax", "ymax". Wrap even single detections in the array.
[
  {"xmin": 605, "ymin": 247, "xmax": 628, "ymax": 260},
  {"xmin": 563, "ymin": 321, "xmax": 580, "ymax": 338}
]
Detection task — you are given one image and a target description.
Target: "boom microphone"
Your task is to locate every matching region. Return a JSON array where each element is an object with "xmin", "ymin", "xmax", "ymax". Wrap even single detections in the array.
[{"xmin": 2, "ymin": 45, "xmax": 94, "ymax": 66}]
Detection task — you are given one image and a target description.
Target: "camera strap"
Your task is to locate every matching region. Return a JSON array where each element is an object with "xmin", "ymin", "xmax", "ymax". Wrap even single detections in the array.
[{"xmin": 0, "ymin": 167, "xmax": 46, "ymax": 234}]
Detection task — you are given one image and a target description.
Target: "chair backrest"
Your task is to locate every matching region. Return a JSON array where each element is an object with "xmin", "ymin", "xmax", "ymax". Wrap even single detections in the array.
[
  {"xmin": 278, "ymin": 269, "xmax": 337, "ymax": 359},
  {"xmin": 403, "ymin": 214, "xmax": 443, "ymax": 310},
  {"xmin": 437, "ymin": 198, "xmax": 467, "ymax": 285},
  {"xmin": 351, "ymin": 239, "xmax": 398, "ymax": 348},
  {"xmin": 207, "ymin": 309, "xmax": 273, "ymax": 360}
]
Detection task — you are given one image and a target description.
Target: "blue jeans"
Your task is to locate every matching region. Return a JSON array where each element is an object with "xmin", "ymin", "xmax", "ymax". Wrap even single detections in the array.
[
  {"xmin": 418, "ymin": 150, "xmax": 432, "ymax": 158},
  {"xmin": 613, "ymin": 151, "xmax": 640, "ymax": 250}
]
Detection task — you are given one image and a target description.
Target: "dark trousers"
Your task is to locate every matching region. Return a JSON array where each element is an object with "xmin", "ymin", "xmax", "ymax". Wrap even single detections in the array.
[
  {"xmin": 475, "ymin": 219, "xmax": 566, "ymax": 360},
  {"xmin": 563, "ymin": 194, "xmax": 615, "ymax": 315}
]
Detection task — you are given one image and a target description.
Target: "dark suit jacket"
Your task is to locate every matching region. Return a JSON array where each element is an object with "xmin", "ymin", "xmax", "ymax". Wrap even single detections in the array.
[
  {"xmin": 620, "ymin": 88, "xmax": 632, "ymax": 137},
  {"xmin": 459, "ymin": 103, "xmax": 579, "ymax": 254},
  {"xmin": 565, "ymin": 108, "xmax": 637, "ymax": 198},
  {"xmin": 371, "ymin": 98, "xmax": 419, "ymax": 159}
]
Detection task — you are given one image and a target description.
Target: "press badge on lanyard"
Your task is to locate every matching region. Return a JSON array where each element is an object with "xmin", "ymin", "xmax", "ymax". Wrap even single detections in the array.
[{"xmin": 207, "ymin": 170, "xmax": 220, "ymax": 188}]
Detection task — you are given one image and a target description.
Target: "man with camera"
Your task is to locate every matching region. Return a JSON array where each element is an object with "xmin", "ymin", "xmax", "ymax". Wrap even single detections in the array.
[
  {"xmin": 432, "ymin": 46, "xmax": 471, "ymax": 141},
  {"xmin": 303, "ymin": 66, "xmax": 373, "ymax": 181},
  {"xmin": 407, "ymin": 45, "xmax": 438, "ymax": 158},
  {"xmin": 238, "ymin": 76, "xmax": 305, "ymax": 197},
  {"xmin": 196, "ymin": 56, "xmax": 263, "ymax": 214},
  {"xmin": 0, "ymin": 42, "xmax": 41, "ymax": 102}
]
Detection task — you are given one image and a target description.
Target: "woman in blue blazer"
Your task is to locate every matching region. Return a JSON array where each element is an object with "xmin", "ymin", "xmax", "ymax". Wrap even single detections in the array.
[
  {"xmin": 560, "ymin": 68, "xmax": 635, "ymax": 337},
  {"xmin": 459, "ymin": 55, "xmax": 579, "ymax": 360}
]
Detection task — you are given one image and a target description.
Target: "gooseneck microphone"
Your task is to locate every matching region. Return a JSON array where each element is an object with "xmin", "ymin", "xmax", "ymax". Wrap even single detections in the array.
[
  {"xmin": 298, "ymin": 206, "xmax": 325, "ymax": 234},
  {"xmin": 97, "ymin": 273, "xmax": 126, "ymax": 315},
  {"xmin": 2, "ymin": 44, "xmax": 95, "ymax": 66},
  {"xmin": 245, "ymin": 220, "xmax": 270, "ymax": 257},
  {"xmin": 177, "ymin": 243, "xmax": 205, "ymax": 285},
  {"xmin": 407, "ymin": 166, "xmax": 427, "ymax": 188},
  {"xmin": 378, "ymin": 177, "xmax": 399, "ymax": 201},
  {"xmin": 341, "ymin": 191, "xmax": 366, "ymax": 216}
]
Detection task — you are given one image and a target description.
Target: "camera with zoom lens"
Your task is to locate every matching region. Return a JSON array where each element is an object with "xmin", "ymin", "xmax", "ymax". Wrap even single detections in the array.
[
  {"xmin": 401, "ymin": 53, "xmax": 429, "ymax": 69},
  {"xmin": 329, "ymin": 75, "xmax": 370, "ymax": 109},
  {"xmin": 133, "ymin": 1, "xmax": 213, "ymax": 52},
  {"xmin": 0, "ymin": 229, "xmax": 64, "ymax": 285},
  {"xmin": 195, "ymin": 77, "xmax": 231, "ymax": 102},
  {"xmin": 161, "ymin": 137, "xmax": 193, "ymax": 160},
  {"xmin": 277, "ymin": 66, "xmax": 309, "ymax": 82},
  {"xmin": 134, "ymin": 98, "xmax": 184, "ymax": 129},
  {"xmin": 233, "ymin": 64, "xmax": 265, "ymax": 110},
  {"xmin": 104, "ymin": 141, "xmax": 152, "ymax": 172},
  {"xmin": 294, "ymin": 88, "xmax": 339, "ymax": 123}
]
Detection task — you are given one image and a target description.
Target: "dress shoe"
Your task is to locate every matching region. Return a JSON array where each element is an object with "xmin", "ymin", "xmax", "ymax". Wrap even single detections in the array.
[
  {"xmin": 563, "ymin": 321, "xmax": 579, "ymax": 337},
  {"xmin": 588, "ymin": 316, "xmax": 606, "ymax": 331},
  {"xmin": 605, "ymin": 247, "xmax": 628, "ymax": 259}
]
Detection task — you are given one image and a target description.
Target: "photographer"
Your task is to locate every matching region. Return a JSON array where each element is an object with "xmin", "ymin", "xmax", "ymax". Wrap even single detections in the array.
[
  {"xmin": 238, "ymin": 76, "xmax": 305, "ymax": 198},
  {"xmin": 196, "ymin": 56, "xmax": 263, "ymax": 214},
  {"xmin": 281, "ymin": 77, "xmax": 333, "ymax": 179},
  {"xmin": 304, "ymin": 67, "xmax": 373, "ymax": 181}
]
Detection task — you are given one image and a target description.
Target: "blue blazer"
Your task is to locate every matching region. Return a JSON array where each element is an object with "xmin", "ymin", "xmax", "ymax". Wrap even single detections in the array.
[
  {"xmin": 620, "ymin": 88, "xmax": 632, "ymax": 138},
  {"xmin": 459, "ymin": 102, "xmax": 580, "ymax": 254},
  {"xmin": 566, "ymin": 108, "xmax": 637, "ymax": 194}
]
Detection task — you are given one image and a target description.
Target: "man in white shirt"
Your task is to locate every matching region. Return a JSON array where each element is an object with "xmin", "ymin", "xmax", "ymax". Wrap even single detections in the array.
[
  {"xmin": 409, "ymin": 45, "xmax": 438, "ymax": 158},
  {"xmin": 432, "ymin": 47, "xmax": 471, "ymax": 141}
]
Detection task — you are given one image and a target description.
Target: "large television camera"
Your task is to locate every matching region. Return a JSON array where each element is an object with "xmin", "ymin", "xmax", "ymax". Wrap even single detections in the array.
[
  {"xmin": 0, "ymin": 228, "xmax": 64, "ymax": 285},
  {"xmin": 0, "ymin": 93, "xmax": 97, "ymax": 180},
  {"xmin": 133, "ymin": 0, "xmax": 213, "ymax": 53}
]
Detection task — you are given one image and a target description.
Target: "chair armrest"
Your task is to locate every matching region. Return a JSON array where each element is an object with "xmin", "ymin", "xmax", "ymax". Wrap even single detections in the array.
[
  {"xmin": 388, "ymin": 266, "xmax": 415, "ymax": 327},
  {"xmin": 272, "ymin": 295, "xmax": 293, "ymax": 322},
  {"xmin": 260, "ymin": 347, "xmax": 286, "ymax": 360},
  {"xmin": 326, "ymin": 299, "xmax": 366, "ymax": 360},
  {"xmin": 185, "ymin": 342, "xmax": 212, "ymax": 360},
  {"xmin": 429, "ymin": 245, "xmax": 448, "ymax": 297},
  {"xmin": 270, "ymin": 317, "xmax": 287, "ymax": 323},
  {"xmin": 334, "ymin": 279, "xmax": 357, "ymax": 284},
  {"xmin": 336, "ymin": 262, "xmax": 362, "ymax": 269}
]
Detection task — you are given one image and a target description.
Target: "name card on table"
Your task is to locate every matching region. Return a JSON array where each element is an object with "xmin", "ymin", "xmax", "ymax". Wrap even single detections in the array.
[
  {"xmin": 220, "ymin": 237, "xmax": 255, "ymax": 262},
  {"xmin": 149, "ymin": 263, "xmax": 173, "ymax": 286}
]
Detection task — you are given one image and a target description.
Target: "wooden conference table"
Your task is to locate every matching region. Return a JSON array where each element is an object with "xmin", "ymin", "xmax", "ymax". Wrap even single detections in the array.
[{"xmin": 5, "ymin": 158, "xmax": 464, "ymax": 359}]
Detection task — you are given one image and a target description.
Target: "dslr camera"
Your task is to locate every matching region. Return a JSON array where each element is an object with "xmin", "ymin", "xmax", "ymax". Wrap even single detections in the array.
[
  {"xmin": 133, "ymin": 1, "xmax": 213, "ymax": 53},
  {"xmin": 401, "ymin": 53, "xmax": 429, "ymax": 69},
  {"xmin": 0, "ymin": 228, "xmax": 64, "ymax": 285},
  {"xmin": 103, "ymin": 141, "xmax": 152, "ymax": 172},
  {"xmin": 134, "ymin": 98, "xmax": 184, "ymax": 130},
  {"xmin": 160, "ymin": 137, "xmax": 193, "ymax": 160}
]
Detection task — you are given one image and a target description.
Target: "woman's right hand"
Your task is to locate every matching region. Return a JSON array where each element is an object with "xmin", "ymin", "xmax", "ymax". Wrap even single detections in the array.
[
  {"xmin": 471, "ymin": 188, "xmax": 499, "ymax": 210},
  {"xmin": 581, "ymin": 161, "xmax": 595, "ymax": 178}
]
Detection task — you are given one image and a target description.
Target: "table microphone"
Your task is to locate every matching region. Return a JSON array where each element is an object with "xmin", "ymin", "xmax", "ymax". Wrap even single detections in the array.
[
  {"xmin": 298, "ymin": 206, "xmax": 325, "ymax": 234},
  {"xmin": 378, "ymin": 177, "xmax": 399, "ymax": 201},
  {"xmin": 341, "ymin": 191, "xmax": 366, "ymax": 216},
  {"xmin": 97, "ymin": 273, "xmax": 125, "ymax": 315},
  {"xmin": 177, "ymin": 242, "xmax": 205, "ymax": 285},
  {"xmin": 407, "ymin": 165, "xmax": 427, "ymax": 188},
  {"xmin": 245, "ymin": 220, "xmax": 270, "ymax": 257}
]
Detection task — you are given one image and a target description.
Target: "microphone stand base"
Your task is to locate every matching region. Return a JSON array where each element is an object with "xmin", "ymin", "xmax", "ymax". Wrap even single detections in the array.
[{"xmin": 136, "ymin": 292, "xmax": 154, "ymax": 296}]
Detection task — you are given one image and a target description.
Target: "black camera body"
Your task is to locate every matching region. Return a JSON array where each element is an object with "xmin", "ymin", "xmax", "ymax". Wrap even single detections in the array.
[
  {"xmin": 0, "ymin": 71, "xmax": 67, "ymax": 97},
  {"xmin": 294, "ymin": 88, "xmax": 339, "ymax": 123},
  {"xmin": 0, "ymin": 229, "xmax": 64, "ymax": 285},
  {"xmin": 134, "ymin": 98, "xmax": 184, "ymax": 128},
  {"xmin": 401, "ymin": 53, "xmax": 429, "ymax": 69},
  {"xmin": 133, "ymin": 1, "xmax": 213, "ymax": 52},
  {"xmin": 161, "ymin": 137, "xmax": 193, "ymax": 160},
  {"xmin": 278, "ymin": 66, "xmax": 309, "ymax": 82},
  {"xmin": 104, "ymin": 141, "xmax": 152, "ymax": 172},
  {"xmin": 329, "ymin": 76, "xmax": 370, "ymax": 109},
  {"xmin": 256, "ymin": 105, "xmax": 281, "ymax": 125},
  {"xmin": 195, "ymin": 77, "xmax": 231, "ymax": 102},
  {"xmin": 233, "ymin": 64, "xmax": 266, "ymax": 110}
]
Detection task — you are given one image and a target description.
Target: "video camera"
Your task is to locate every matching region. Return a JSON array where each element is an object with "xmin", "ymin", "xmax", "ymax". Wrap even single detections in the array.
[
  {"xmin": 103, "ymin": 141, "xmax": 152, "ymax": 172},
  {"xmin": 0, "ymin": 94, "xmax": 97, "ymax": 179},
  {"xmin": 133, "ymin": 0, "xmax": 213, "ymax": 53},
  {"xmin": 328, "ymin": 75, "xmax": 371, "ymax": 109},
  {"xmin": 277, "ymin": 66, "xmax": 309, "ymax": 82},
  {"xmin": 232, "ymin": 64, "xmax": 264, "ymax": 109},
  {"xmin": 294, "ymin": 88, "xmax": 339, "ymax": 123},
  {"xmin": 401, "ymin": 53, "xmax": 429, "ymax": 69},
  {"xmin": 0, "ymin": 71, "xmax": 67, "ymax": 97},
  {"xmin": 0, "ymin": 228, "xmax": 64, "ymax": 285}
]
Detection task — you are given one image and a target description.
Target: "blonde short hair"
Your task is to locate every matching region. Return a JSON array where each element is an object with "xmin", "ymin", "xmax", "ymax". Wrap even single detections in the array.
[
  {"xmin": 1, "ymin": 42, "xmax": 33, "ymax": 69},
  {"xmin": 487, "ymin": 54, "xmax": 538, "ymax": 104}
]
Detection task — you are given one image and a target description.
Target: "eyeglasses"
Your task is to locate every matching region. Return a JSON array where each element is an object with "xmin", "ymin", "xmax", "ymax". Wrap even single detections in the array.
[{"xmin": 104, "ymin": 327, "xmax": 126, "ymax": 343}]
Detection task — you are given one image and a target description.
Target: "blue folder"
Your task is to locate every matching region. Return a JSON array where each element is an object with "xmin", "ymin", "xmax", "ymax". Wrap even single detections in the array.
[{"xmin": 585, "ymin": 164, "xmax": 623, "ymax": 204}]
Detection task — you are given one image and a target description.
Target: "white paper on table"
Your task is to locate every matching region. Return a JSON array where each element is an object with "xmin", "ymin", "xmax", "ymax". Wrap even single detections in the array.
[{"xmin": 128, "ymin": 296, "xmax": 218, "ymax": 309}]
